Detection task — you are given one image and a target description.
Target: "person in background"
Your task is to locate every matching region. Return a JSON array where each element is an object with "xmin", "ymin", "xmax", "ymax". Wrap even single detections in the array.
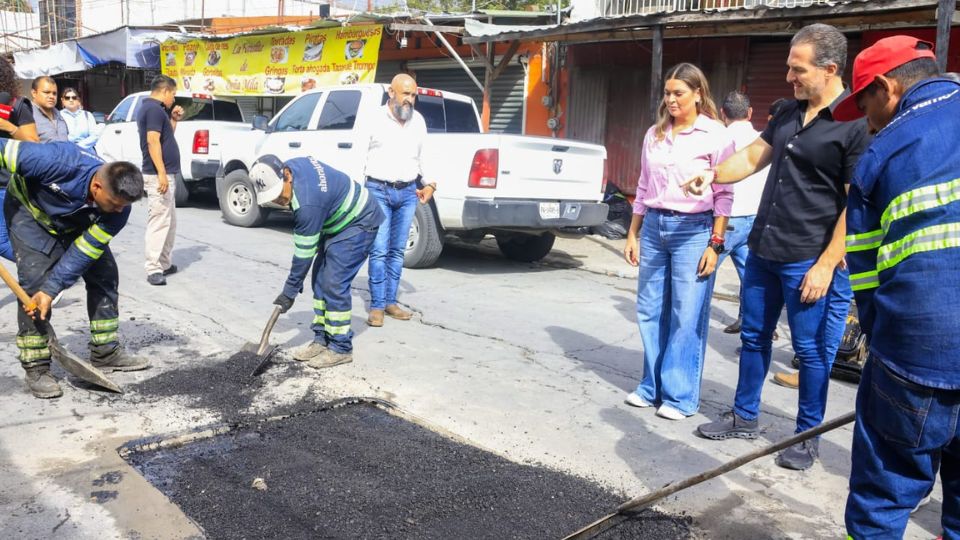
[
  {"xmin": 60, "ymin": 88, "xmax": 101, "ymax": 150},
  {"xmin": 0, "ymin": 57, "xmax": 40, "ymax": 263},
  {"xmin": 622, "ymin": 62, "xmax": 735, "ymax": 421},
  {"xmin": 716, "ymin": 91, "xmax": 771, "ymax": 335},
  {"xmin": 30, "ymin": 76, "xmax": 67, "ymax": 143}
]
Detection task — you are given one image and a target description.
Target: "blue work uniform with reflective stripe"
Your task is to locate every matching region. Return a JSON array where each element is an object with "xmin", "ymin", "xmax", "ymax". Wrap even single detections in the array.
[
  {"xmin": 845, "ymin": 78, "xmax": 960, "ymax": 389},
  {"xmin": 0, "ymin": 139, "xmax": 129, "ymax": 297},
  {"xmin": 281, "ymin": 157, "xmax": 383, "ymax": 353}
]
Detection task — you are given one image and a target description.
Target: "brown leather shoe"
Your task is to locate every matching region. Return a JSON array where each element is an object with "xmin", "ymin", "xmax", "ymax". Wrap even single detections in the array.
[
  {"xmin": 385, "ymin": 304, "xmax": 412, "ymax": 321},
  {"xmin": 773, "ymin": 371, "xmax": 799, "ymax": 389},
  {"xmin": 367, "ymin": 309, "xmax": 384, "ymax": 327}
]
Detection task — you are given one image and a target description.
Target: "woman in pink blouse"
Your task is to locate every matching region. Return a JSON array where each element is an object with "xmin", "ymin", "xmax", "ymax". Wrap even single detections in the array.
[{"xmin": 622, "ymin": 63, "xmax": 735, "ymax": 420}]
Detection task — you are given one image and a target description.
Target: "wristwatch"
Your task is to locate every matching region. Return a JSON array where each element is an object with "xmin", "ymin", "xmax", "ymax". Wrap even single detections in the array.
[{"xmin": 708, "ymin": 234, "xmax": 725, "ymax": 254}]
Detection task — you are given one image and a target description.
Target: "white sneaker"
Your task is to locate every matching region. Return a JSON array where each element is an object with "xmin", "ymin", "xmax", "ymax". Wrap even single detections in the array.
[
  {"xmin": 656, "ymin": 404, "xmax": 687, "ymax": 421},
  {"xmin": 51, "ymin": 290, "xmax": 65, "ymax": 306},
  {"xmin": 624, "ymin": 392, "xmax": 653, "ymax": 408},
  {"xmin": 911, "ymin": 492, "xmax": 933, "ymax": 514}
]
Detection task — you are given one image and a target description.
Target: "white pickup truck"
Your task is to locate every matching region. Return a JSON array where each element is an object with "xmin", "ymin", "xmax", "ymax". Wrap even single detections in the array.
[
  {"xmin": 95, "ymin": 91, "xmax": 248, "ymax": 206},
  {"xmin": 216, "ymin": 84, "xmax": 607, "ymax": 267}
]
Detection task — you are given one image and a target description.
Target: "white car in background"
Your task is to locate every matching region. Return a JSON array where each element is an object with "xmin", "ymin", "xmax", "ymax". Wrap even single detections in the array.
[{"xmin": 96, "ymin": 91, "xmax": 249, "ymax": 206}]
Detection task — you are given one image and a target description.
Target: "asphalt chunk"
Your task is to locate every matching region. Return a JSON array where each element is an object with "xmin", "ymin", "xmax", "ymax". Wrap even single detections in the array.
[
  {"xmin": 126, "ymin": 402, "xmax": 696, "ymax": 539},
  {"xmin": 129, "ymin": 351, "xmax": 309, "ymax": 422}
]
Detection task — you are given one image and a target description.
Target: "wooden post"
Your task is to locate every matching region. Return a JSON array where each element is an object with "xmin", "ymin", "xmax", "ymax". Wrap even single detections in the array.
[
  {"xmin": 650, "ymin": 25, "xmax": 664, "ymax": 123},
  {"xmin": 936, "ymin": 0, "xmax": 955, "ymax": 73}
]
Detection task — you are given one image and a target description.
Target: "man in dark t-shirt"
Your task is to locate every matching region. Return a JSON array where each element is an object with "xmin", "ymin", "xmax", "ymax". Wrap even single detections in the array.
[{"xmin": 136, "ymin": 75, "xmax": 184, "ymax": 286}]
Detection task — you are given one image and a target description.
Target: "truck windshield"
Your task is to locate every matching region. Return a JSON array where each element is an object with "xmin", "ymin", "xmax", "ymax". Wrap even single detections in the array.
[{"xmin": 173, "ymin": 97, "xmax": 244, "ymax": 122}]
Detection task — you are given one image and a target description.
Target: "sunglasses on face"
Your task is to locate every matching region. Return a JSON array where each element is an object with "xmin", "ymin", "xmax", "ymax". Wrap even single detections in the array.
[{"xmin": 63, "ymin": 95, "xmax": 78, "ymax": 101}]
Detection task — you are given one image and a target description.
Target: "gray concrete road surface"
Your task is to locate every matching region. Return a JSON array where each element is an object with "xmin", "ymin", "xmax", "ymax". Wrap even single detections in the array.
[{"xmin": 0, "ymin": 198, "xmax": 944, "ymax": 539}]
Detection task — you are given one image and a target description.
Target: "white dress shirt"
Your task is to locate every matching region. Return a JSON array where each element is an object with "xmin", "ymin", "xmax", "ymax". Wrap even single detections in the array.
[
  {"xmin": 364, "ymin": 105, "xmax": 427, "ymax": 183},
  {"xmin": 727, "ymin": 120, "xmax": 770, "ymax": 217}
]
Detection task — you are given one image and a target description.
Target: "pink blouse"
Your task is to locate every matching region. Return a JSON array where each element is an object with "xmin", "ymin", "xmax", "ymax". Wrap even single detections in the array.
[{"xmin": 632, "ymin": 114, "xmax": 736, "ymax": 216}]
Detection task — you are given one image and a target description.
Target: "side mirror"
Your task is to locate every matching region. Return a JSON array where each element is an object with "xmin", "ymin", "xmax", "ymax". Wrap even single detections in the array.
[{"xmin": 252, "ymin": 115, "xmax": 269, "ymax": 131}]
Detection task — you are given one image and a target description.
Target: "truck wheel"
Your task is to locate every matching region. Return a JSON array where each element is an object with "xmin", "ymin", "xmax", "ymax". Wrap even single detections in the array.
[
  {"xmin": 495, "ymin": 232, "xmax": 556, "ymax": 263},
  {"xmin": 404, "ymin": 204, "xmax": 444, "ymax": 268},
  {"xmin": 218, "ymin": 170, "xmax": 269, "ymax": 227},
  {"xmin": 174, "ymin": 175, "xmax": 189, "ymax": 207}
]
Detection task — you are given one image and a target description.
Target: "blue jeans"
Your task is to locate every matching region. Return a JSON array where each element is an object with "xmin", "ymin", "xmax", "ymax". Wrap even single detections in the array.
[
  {"xmin": 846, "ymin": 358, "xmax": 960, "ymax": 539},
  {"xmin": 716, "ymin": 215, "xmax": 754, "ymax": 319},
  {"xmin": 366, "ymin": 181, "xmax": 418, "ymax": 310},
  {"xmin": 0, "ymin": 189, "xmax": 14, "ymax": 262},
  {"xmin": 733, "ymin": 254, "xmax": 852, "ymax": 432},
  {"xmin": 634, "ymin": 209, "xmax": 716, "ymax": 416},
  {"xmin": 311, "ymin": 226, "xmax": 378, "ymax": 353}
]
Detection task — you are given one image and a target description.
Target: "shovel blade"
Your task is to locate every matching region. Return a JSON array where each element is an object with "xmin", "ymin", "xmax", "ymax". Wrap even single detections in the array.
[
  {"xmin": 249, "ymin": 345, "xmax": 278, "ymax": 378},
  {"xmin": 42, "ymin": 321, "xmax": 123, "ymax": 394}
]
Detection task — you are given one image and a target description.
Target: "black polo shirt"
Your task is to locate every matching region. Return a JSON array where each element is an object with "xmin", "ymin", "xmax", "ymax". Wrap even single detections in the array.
[
  {"xmin": 136, "ymin": 97, "xmax": 180, "ymax": 175},
  {"xmin": 748, "ymin": 90, "xmax": 870, "ymax": 262}
]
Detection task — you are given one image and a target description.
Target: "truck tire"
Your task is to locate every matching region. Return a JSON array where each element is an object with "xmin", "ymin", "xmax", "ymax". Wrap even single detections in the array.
[
  {"xmin": 404, "ymin": 203, "xmax": 444, "ymax": 268},
  {"xmin": 219, "ymin": 170, "xmax": 269, "ymax": 227},
  {"xmin": 174, "ymin": 175, "xmax": 189, "ymax": 207},
  {"xmin": 495, "ymin": 232, "xmax": 556, "ymax": 263}
]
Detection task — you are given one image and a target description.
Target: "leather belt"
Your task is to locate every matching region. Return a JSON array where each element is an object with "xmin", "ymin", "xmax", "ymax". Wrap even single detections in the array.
[{"xmin": 366, "ymin": 176, "xmax": 416, "ymax": 189}]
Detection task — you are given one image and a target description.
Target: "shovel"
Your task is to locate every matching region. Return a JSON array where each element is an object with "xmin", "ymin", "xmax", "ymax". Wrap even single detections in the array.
[
  {"xmin": 246, "ymin": 305, "xmax": 282, "ymax": 377},
  {"xmin": 0, "ymin": 264, "xmax": 122, "ymax": 393}
]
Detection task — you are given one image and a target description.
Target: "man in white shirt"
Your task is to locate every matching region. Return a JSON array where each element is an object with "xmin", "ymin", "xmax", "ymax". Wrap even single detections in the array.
[
  {"xmin": 364, "ymin": 73, "xmax": 437, "ymax": 327},
  {"xmin": 718, "ymin": 91, "xmax": 770, "ymax": 334}
]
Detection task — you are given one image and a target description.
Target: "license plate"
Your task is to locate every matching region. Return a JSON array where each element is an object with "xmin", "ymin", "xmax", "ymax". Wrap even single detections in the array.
[{"xmin": 539, "ymin": 202, "xmax": 560, "ymax": 219}]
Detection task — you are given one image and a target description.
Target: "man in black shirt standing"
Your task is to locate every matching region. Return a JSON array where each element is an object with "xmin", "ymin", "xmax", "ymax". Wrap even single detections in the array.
[
  {"xmin": 684, "ymin": 23, "xmax": 870, "ymax": 470},
  {"xmin": 137, "ymin": 75, "xmax": 184, "ymax": 286}
]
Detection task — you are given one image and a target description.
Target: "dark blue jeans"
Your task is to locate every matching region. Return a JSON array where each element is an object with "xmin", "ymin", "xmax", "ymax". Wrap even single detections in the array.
[
  {"xmin": 733, "ymin": 254, "xmax": 852, "ymax": 432},
  {"xmin": 0, "ymin": 189, "xmax": 14, "ymax": 262},
  {"xmin": 366, "ymin": 181, "xmax": 418, "ymax": 310},
  {"xmin": 311, "ymin": 226, "xmax": 378, "ymax": 353},
  {"xmin": 846, "ymin": 358, "xmax": 960, "ymax": 539},
  {"xmin": 716, "ymin": 215, "xmax": 754, "ymax": 320}
]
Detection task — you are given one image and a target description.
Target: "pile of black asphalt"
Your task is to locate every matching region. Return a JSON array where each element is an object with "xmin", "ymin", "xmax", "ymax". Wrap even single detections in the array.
[{"xmin": 126, "ymin": 400, "xmax": 696, "ymax": 539}]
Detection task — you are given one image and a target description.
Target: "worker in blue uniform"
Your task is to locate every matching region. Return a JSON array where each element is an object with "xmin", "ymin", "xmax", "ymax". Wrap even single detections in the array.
[
  {"xmin": 832, "ymin": 36, "xmax": 960, "ymax": 537},
  {"xmin": 251, "ymin": 154, "xmax": 383, "ymax": 369},
  {"xmin": 0, "ymin": 139, "xmax": 149, "ymax": 399}
]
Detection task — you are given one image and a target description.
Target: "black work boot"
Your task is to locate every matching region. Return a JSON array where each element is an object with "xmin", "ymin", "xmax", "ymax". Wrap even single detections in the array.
[
  {"xmin": 90, "ymin": 345, "xmax": 150, "ymax": 372},
  {"xmin": 697, "ymin": 411, "xmax": 760, "ymax": 440},
  {"xmin": 776, "ymin": 438, "xmax": 820, "ymax": 470},
  {"xmin": 24, "ymin": 364, "xmax": 63, "ymax": 399}
]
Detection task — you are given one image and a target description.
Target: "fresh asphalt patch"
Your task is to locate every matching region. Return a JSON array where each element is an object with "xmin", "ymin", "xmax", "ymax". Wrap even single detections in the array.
[{"xmin": 124, "ymin": 401, "xmax": 695, "ymax": 539}]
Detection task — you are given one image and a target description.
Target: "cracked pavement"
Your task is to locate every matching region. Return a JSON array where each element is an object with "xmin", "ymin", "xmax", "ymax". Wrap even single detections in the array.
[{"xmin": 0, "ymin": 198, "xmax": 945, "ymax": 539}]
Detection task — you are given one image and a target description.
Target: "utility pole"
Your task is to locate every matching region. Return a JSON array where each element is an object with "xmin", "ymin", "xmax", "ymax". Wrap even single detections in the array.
[{"xmin": 936, "ymin": 0, "xmax": 955, "ymax": 73}]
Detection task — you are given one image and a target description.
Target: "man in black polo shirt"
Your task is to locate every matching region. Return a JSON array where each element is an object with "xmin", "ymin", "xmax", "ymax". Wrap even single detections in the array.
[
  {"xmin": 137, "ymin": 75, "xmax": 184, "ymax": 286},
  {"xmin": 684, "ymin": 23, "xmax": 870, "ymax": 470}
]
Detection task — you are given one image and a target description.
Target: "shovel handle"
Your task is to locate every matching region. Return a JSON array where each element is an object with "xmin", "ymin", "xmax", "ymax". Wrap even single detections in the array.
[
  {"xmin": 0, "ymin": 264, "xmax": 37, "ymax": 312},
  {"xmin": 257, "ymin": 305, "xmax": 283, "ymax": 356}
]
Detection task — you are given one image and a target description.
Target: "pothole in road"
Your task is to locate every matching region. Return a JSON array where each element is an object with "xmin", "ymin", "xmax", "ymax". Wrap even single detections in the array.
[{"xmin": 120, "ymin": 399, "xmax": 696, "ymax": 539}]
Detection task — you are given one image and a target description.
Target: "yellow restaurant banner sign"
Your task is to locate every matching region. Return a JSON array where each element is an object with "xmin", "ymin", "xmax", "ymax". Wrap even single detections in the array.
[{"xmin": 160, "ymin": 25, "xmax": 382, "ymax": 96}]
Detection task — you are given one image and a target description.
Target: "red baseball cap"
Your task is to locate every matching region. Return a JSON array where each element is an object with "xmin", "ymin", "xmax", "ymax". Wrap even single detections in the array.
[{"xmin": 834, "ymin": 35, "xmax": 937, "ymax": 121}]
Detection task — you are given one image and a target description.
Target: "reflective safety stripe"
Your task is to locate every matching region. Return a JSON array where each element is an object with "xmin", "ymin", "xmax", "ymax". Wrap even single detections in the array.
[
  {"xmin": 325, "ymin": 310, "xmax": 351, "ymax": 322},
  {"xmin": 877, "ymin": 222, "xmax": 960, "ymax": 272},
  {"xmin": 312, "ymin": 315, "xmax": 325, "ymax": 326},
  {"xmin": 849, "ymin": 270, "xmax": 880, "ymax": 291},
  {"xmin": 324, "ymin": 323, "xmax": 351, "ymax": 335},
  {"xmin": 294, "ymin": 232, "xmax": 321, "ymax": 246},
  {"xmin": 846, "ymin": 229, "xmax": 884, "ymax": 252},
  {"xmin": 90, "ymin": 331, "xmax": 118, "ymax": 346},
  {"xmin": 324, "ymin": 187, "xmax": 369, "ymax": 235},
  {"xmin": 88, "ymin": 224, "xmax": 113, "ymax": 244},
  {"xmin": 17, "ymin": 335, "xmax": 48, "ymax": 349},
  {"xmin": 313, "ymin": 299, "xmax": 326, "ymax": 310},
  {"xmin": 294, "ymin": 246, "xmax": 318, "ymax": 259},
  {"xmin": 3, "ymin": 140, "xmax": 20, "ymax": 173},
  {"xmin": 7, "ymin": 173, "xmax": 59, "ymax": 235},
  {"xmin": 881, "ymin": 177, "xmax": 960, "ymax": 233},
  {"xmin": 324, "ymin": 180, "xmax": 357, "ymax": 227},
  {"xmin": 74, "ymin": 236, "xmax": 104, "ymax": 259},
  {"xmin": 90, "ymin": 319, "xmax": 119, "ymax": 332},
  {"xmin": 19, "ymin": 347, "xmax": 52, "ymax": 362}
]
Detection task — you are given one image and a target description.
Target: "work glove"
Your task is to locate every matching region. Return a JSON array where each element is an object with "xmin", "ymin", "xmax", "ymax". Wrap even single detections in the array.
[{"xmin": 273, "ymin": 294, "xmax": 294, "ymax": 314}]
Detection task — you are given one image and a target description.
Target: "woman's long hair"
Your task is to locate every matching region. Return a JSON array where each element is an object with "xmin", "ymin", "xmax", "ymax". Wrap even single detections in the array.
[
  {"xmin": 0, "ymin": 57, "xmax": 20, "ymax": 97},
  {"xmin": 654, "ymin": 63, "xmax": 718, "ymax": 141}
]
